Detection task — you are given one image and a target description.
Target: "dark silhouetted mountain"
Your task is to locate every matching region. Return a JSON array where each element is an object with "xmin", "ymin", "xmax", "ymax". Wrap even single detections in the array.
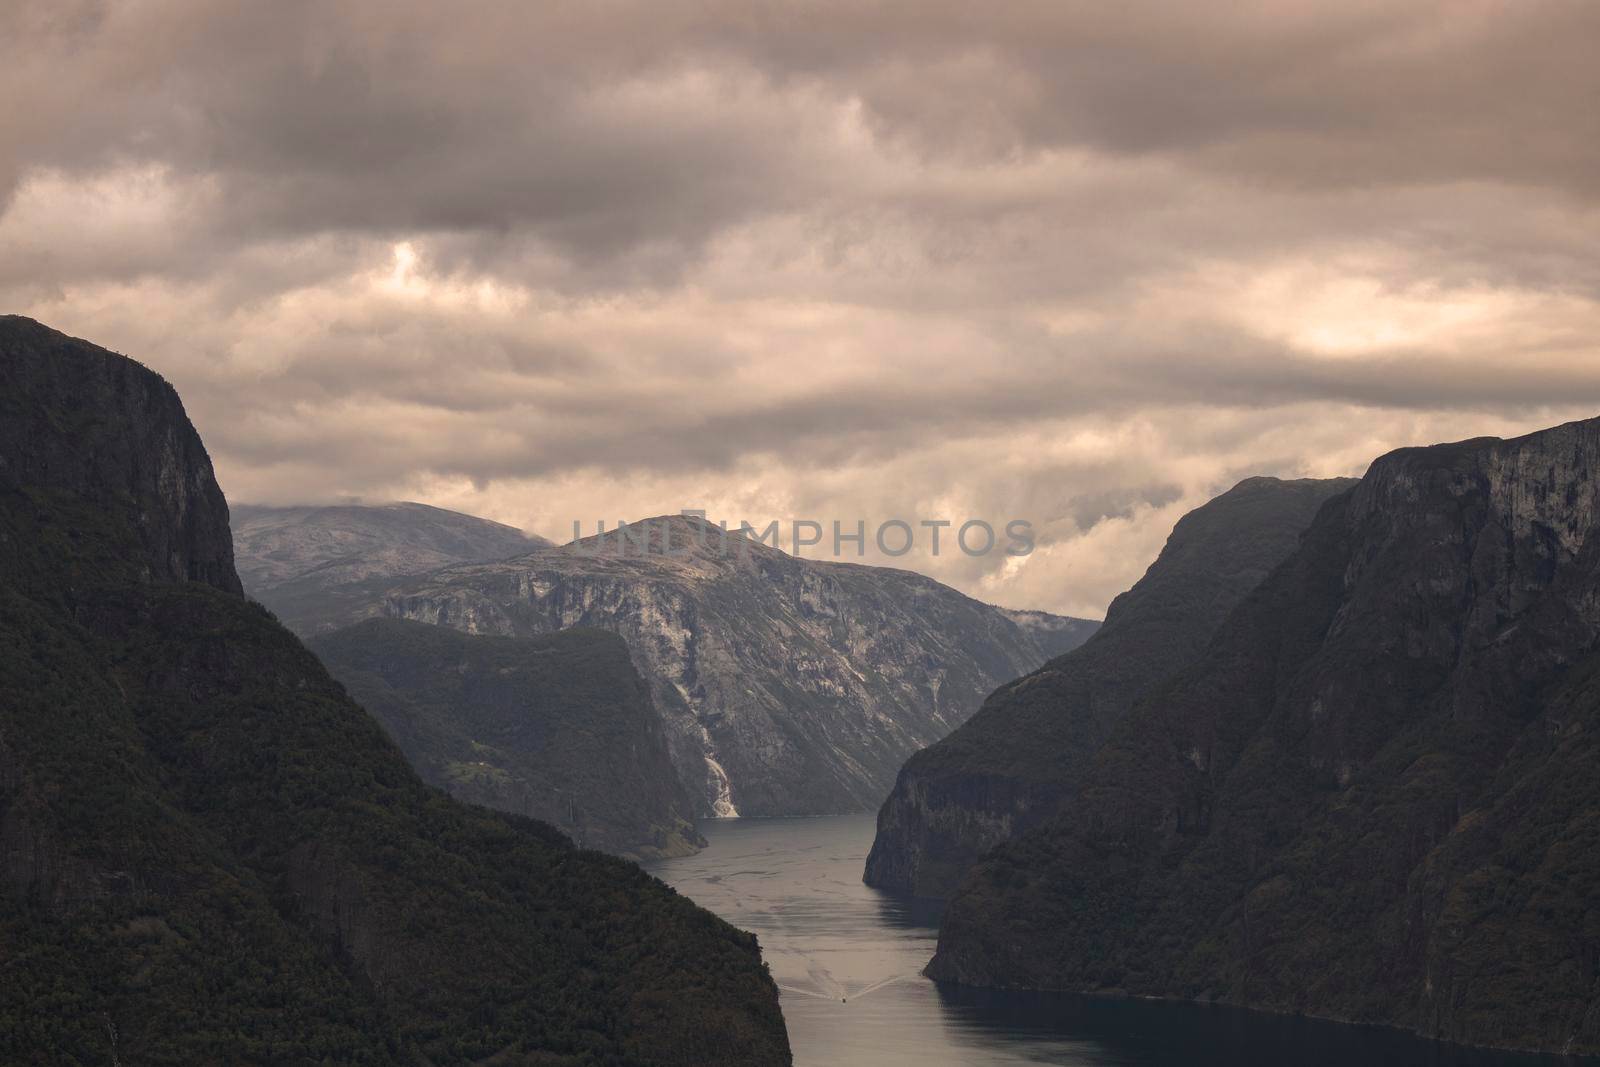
[
  {"xmin": 233, "ymin": 501, "xmax": 548, "ymax": 634},
  {"xmin": 0, "ymin": 317, "xmax": 789, "ymax": 1065},
  {"xmin": 381, "ymin": 517, "xmax": 1099, "ymax": 817},
  {"xmin": 310, "ymin": 618, "xmax": 703, "ymax": 860},
  {"xmin": 864, "ymin": 477, "xmax": 1354, "ymax": 900},
  {"xmin": 929, "ymin": 418, "xmax": 1600, "ymax": 1056}
]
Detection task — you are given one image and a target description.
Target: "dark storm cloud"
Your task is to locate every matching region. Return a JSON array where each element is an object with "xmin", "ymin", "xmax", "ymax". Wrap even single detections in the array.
[
  {"xmin": 737, "ymin": 2, "xmax": 1600, "ymax": 193},
  {"xmin": 3, "ymin": 0, "xmax": 1599, "ymax": 614},
  {"xmin": 8, "ymin": 2, "xmax": 1598, "ymax": 261},
  {"xmin": 3, "ymin": 1, "xmax": 837, "ymax": 276}
]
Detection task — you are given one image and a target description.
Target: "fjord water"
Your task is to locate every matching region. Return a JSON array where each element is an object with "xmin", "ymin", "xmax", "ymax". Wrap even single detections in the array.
[{"xmin": 648, "ymin": 815, "xmax": 1575, "ymax": 1067}]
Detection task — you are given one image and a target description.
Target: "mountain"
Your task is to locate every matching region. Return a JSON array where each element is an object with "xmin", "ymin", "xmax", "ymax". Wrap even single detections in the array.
[
  {"xmin": 233, "ymin": 501, "xmax": 548, "ymax": 634},
  {"xmin": 928, "ymin": 418, "xmax": 1600, "ymax": 1056},
  {"xmin": 996, "ymin": 608, "xmax": 1103, "ymax": 660},
  {"xmin": 864, "ymin": 477, "xmax": 1355, "ymax": 901},
  {"xmin": 0, "ymin": 316, "xmax": 789, "ymax": 1065},
  {"xmin": 310, "ymin": 618, "xmax": 703, "ymax": 860},
  {"xmin": 381, "ymin": 518, "xmax": 1099, "ymax": 817}
]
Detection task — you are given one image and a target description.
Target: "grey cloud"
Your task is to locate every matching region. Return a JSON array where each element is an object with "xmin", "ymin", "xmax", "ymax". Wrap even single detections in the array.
[
  {"xmin": 4, "ymin": 0, "xmax": 1600, "ymax": 614},
  {"xmin": 708, "ymin": 2, "xmax": 1600, "ymax": 194},
  {"xmin": 10, "ymin": 2, "xmax": 1597, "ymax": 269},
  {"xmin": 1053, "ymin": 486, "xmax": 1187, "ymax": 534}
]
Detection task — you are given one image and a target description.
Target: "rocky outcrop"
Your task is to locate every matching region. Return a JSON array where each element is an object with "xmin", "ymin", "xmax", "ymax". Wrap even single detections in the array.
[
  {"xmin": 311, "ymin": 618, "xmax": 703, "ymax": 860},
  {"xmin": 864, "ymin": 477, "xmax": 1353, "ymax": 900},
  {"xmin": 928, "ymin": 418, "xmax": 1600, "ymax": 1056},
  {"xmin": 233, "ymin": 501, "xmax": 546, "ymax": 634},
  {"xmin": 382, "ymin": 516, "xmax": 1099, "ymax": 816},
  {"xmin": 0, "ymin": 314, "xmax": 239, "ymax": 594},
  {"xmin": 0, "ymin": 318, "xmax": 790, "ymax": 1065}
]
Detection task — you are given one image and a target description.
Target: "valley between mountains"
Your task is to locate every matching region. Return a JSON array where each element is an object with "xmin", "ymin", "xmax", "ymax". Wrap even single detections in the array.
[
  {"xmin": 9, "ymin": 314, "xmax": 1600, "ymax": 1061},
  {"xmin": 224, "ymin": 379, "xmax": 1600, "ymax": 1056},
  {"xmin": 234, "ymin": 506, "xmax": 1099, "ymax": 828}
]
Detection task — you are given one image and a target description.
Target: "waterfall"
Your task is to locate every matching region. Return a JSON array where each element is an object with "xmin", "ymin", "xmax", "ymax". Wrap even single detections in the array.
[{"xmin": 705, "ymin": 754, "xmax": 739, "ymax": 818}]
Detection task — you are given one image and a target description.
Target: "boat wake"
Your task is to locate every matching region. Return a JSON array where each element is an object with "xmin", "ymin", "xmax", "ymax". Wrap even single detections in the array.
[{"xmin": 777, "ymin": 972, "xmax": 919, "ymax": 1004}]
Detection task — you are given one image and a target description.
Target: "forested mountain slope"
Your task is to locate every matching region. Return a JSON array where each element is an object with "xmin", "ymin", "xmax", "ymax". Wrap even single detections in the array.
[
  {"xmin": 930, "ymin": 418, "xmax": 1600, "ymax": 1056},
  {"xmin": 0, "ymin": 316, "xmax": 790, "ymax": 1066},
  {"xmin": 311, "ymin": 618, "xmax": 703, "ymax": 860},
  {"xmin": 865, "ymin": 477, "xmax": 1353, "ymax": 899}
]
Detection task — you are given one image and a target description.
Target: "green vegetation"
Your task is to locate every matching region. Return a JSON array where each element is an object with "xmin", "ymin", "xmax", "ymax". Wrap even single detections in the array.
[
  {"xmin": 310, "ymin": 618, "xmax": 702, "ymax": 860},
  {"xmin": 0, "ymin": 318, "xmax": 789, "ymax": 1065},
  {"xmin": 0, "ymin": 488, "xmax": 787, "ymax": 1065},
  {"xmin": 931, "ymin": 430, "xmax": 1600, "ymax": 1055}
]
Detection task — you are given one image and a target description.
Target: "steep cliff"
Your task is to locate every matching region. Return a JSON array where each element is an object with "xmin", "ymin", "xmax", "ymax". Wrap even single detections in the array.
[
  {"xmin": 0, "ymin": 317, "xmax": 790, "ymax": 1065},
  {"xmin": 865, "ymin": 477, "xmax": 1353, "ymax": 899},
  {"xmin": 383, "ymin": 518, "xmax": 1098, "ymax": 816},
  {"xmin": 0, "ymin": 315, "xmax": 240, "ymax": 594},
  {"xmin": 311, "ymin": 618, "xmax": 703, "ymax": 860},
  {"xmin": 233, "ymin": 501, "xmax": 546, "ymax": 634},
  {"xmin": 929, "ymin": 418, "xmax": 1600, "ymax": 1056}
]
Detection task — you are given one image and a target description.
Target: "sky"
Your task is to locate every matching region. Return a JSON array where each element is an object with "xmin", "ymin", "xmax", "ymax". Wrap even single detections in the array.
[{"xmin": 4, "ymin": 1, "xmax": 1600, "ymax": 618}]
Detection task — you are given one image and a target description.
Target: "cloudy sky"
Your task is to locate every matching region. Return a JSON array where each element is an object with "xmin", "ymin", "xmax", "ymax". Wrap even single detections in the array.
[{"xmin": 5, "ymin": 1, "xmax": 1599, "ymax": 617}]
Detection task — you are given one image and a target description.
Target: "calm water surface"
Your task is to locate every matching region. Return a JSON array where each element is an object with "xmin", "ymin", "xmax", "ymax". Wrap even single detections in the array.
[{"xmin": 648, "ymin": 814, "xmax": 1583, "ymax": 1067}]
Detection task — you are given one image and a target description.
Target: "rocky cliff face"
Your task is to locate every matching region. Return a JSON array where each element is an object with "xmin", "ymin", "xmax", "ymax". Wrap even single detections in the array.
[
  {"xmin": 929, "ymin": 418, "xmax": 1600, "ymax": 1056},
  {"xmin": 0, "ymin": 314, "xmax": 239, "ymax": 594},
  {"xmin": 0, "ymin": 318, "xmax": 790, "ymax": 1065},
  {"xmin": 311, "ymin": 618, "xmax": 703, "ymax": 860},
  {"xmin": 233, "ymin": 501, "xmax": 546, "ymax": 634},
  {"xmin": 381, "ymin": 517, "xmax": 1098, "ymax": 817},
  {"xmin": 863, "ymin": 477, "xmax": 1354, "ymax": 900}
]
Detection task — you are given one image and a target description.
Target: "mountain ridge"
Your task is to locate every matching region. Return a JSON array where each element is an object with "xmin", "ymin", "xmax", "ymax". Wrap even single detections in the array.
[
  {"xmin": 233, "ymin": 500, "xmax": 549, "ymax": 634},
  {"xmin": 864, "ymin": 475, "xmax": 1356, "ymax": 900},
  {"xmin": 927, "ymin": 415, "xmax": 1600, "ymax": 1056},
  {"xmin": 378, "ymin": 513, "xmax": 1099, "ymax": 816},
  {"xmin": 0, "ymin": 316, "xmax": 791, "ymax": 1064}
]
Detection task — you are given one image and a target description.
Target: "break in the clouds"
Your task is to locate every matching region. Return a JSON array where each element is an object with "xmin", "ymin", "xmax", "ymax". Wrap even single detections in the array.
[{"xmin": 4, "ymin": 1, "xmax": 1599, "ymax": 617}]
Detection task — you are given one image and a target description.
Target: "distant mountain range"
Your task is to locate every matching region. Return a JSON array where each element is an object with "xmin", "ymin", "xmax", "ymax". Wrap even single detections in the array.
[
  {"xmin": 233, "ymin": 501, "xmax": 549, "ymax": 633},
  {"xmin": 865, "ymin": 476, "xmax": 1355, "ymax": 900},
  {"xmin": 926, "ymin": 419, "xmax": 1600, "ymax": 1056},
  {"xmin": 0, "ymin": 317, "xmax": 790, "ymax": 1064},
  {"xmin": 233, "ymin": 508, "xmax": 1099, "ymax": 818},
  {"xmin": 238, "ymin": 503, "xmax": 712, "ymax": 857},
  {"xmin": 377, "ymin": 516, "xmax": 1099, "ymax": 816}
]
